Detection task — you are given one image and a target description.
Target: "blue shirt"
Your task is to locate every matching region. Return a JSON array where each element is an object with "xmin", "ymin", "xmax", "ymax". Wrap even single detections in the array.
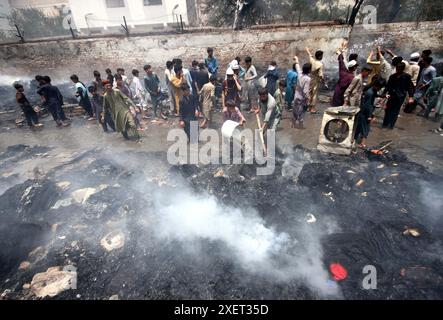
[{"xmin": 205, "ymin": 57, "xmax": 218, "ymax": 75}]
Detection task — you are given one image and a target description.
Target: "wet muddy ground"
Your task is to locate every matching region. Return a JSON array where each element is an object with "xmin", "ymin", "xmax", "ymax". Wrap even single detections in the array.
[{"xmin": 0, "ymin": 96, "xmax": 442, "ymax": 300}]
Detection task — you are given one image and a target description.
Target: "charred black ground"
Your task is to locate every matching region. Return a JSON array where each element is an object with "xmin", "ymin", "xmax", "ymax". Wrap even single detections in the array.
[{"xmin": 0, "ymin": 143, "xmax": 442, "ymax": 300}]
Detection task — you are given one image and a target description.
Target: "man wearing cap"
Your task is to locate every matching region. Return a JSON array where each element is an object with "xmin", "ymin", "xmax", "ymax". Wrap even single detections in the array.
[
  {"xmin": 366, "ymin": 47, "xmax": 393, "ymax": 83},
  {"xmin": 222, "ymin": 68, "xmax": 242, "ymax": 111},
  {"xmin": 332, "ymin": 45, "xmax": 358, "ymax": 107},
  {"xmin": 409, "ymin": 52, "xmax": 421, "ymax": 86}
]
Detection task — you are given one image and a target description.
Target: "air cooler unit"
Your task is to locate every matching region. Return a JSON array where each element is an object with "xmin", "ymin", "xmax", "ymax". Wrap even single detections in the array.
[{"xmin": 317, "ymin": 106, "xmax": 360, "ymax": 155}]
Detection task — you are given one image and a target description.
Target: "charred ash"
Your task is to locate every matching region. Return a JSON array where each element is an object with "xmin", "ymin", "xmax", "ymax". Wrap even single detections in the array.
[{"xmin": 0, "ymin": 143, "xmax": 442, "ymax": 300}]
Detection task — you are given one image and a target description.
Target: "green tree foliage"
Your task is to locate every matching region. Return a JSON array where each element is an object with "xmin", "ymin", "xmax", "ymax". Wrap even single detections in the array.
[
  {"xmin": 203, "ymin": 0, "xmax": 349, "ymax": 28},
  {"xmin": 362, "ymin": 0, "xmax": 443, "ymax": 23},
  {"xmin": 203, "ymin": 0, "xmax": 442, "ymax": 27},
  {"xmin": 9, "ymin": 8, "xmax": 69, "ymax": 40}
]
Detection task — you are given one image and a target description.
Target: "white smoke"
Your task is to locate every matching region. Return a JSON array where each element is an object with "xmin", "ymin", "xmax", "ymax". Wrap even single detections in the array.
[{"xmin": 151, "ymin": 187, "xmax": 341, "ymax": 298}]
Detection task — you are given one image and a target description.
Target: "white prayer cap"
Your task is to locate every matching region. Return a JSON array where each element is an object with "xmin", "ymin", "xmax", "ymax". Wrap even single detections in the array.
[
  {"xmin": 230, "ymin": 60, "xmax": 240, "ymax": 70},
  {"xmin": 226, "ymin": 68, "xmax": 234, "ymax": 75},
  {"xmin": 410, "ymin": 52, "xmax": 420, "ymax": 59},
  {"xmin": 347, "ymin": 60, "xmax": 357, "ymax": 68}
]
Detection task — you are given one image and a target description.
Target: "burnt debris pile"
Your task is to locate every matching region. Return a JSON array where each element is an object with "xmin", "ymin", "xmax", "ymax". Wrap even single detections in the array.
[{"xmin": 0, "ymin": 144, "xmax": 442, "ymax": 299}]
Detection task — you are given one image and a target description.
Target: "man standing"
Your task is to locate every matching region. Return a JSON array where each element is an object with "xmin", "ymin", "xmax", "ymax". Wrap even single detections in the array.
[
  {"xmin": 113, "ymin": 68, "xmax": 129, "ymax": 88},
  {"xmin": 424, "ymin": 70, "xmax": 443, "ymax": 120},
  {"xmin": 143, "ymin": 64, "xmax": 162, "ymax": 118},
  {"xmin": 285, "ymin": 63, "xmax": 298, "ymax": 110},
  {"xmin": 103, "ymin": 82, "xmax": 141, "ymax": 142},
  {"xmin": 222, "ymin": 68, "xmax": 242, "ymax": 110},
  {"xmin": 171, "ymin": 66, "xmax": 185, "ymax": 115},
  {"xmin": 306, "ymin": 48, "xmax": 324, "ymax": 113},
  {"xmin": 165, "ymin": 61, "xmax": 176, "ymax": 113},
  {"xmin": 190, "ymin": 60, "xmax": 200, "ymax": 96},
  {"xmin": 105, "ymin": 68, "xmax": 114, "ymax": 87},
  {"xmin": 37, "ymin": 76, "xmax": 70, "ymax": 127},
  {"xmin": 255, "ymin": 87, "xmax": 279, "ymax": 132},
  {"xmin": 382, "ymin": 62, "xmax": 414, "ymax": 129},
  {"xmin": 343, "ymin": 66, "xmax": 372, "ymax": 107},
  {"xmin": 14, "ymin": 83, "xmax": 42, "ymax": 129},
  {"xmin": 131, "ymin": 69, "xmax": 147, "ymax": 109},
  {"xmin": 409, "ymin": 52, "xmax": 421, "ymax": 86},
  {"xmin": 196, "ymin": 62, "xmax": 210, "ymax": 93},
  {"xmin": 264, "ymin": 61, "xmax": 279, "ymax": 96},
  {"xmin": 179, "ymin": 84, "xmax": 199, "ymax": 143},
  {"xmin": 71, "ymin": 74, "xmax": 94, "ymax": 120},
  {"xmin": 243, "ymin": 56, "xmax": 257, "ymax": 111},
  {"xmin": 415, "ymin": 56, "xmax": 437, "ymax": 116},
  {"xmin": 205, "ymin": 47, "xmax": 218, "ymax": 76},
  {"xmin": 92, "ymin": 71, "xmax": 105, "ymax": 95},
  {"xmin": 292, "ymin": 57, "xmax": 311, "ymax": 128},
  {"xmin": 88, "ymin": 82, "xmax": 115, "ymax": 132},
  {"xmin": 199, "ymin": 75, "xmax": 216, "ymax": 128},
  {"xmin": 366, "ymin": 47, "xmax": 393, "ymax": 83},
  {"xmin": 332, "ymin": 45, "xmax": 357, "ymax": 107}
]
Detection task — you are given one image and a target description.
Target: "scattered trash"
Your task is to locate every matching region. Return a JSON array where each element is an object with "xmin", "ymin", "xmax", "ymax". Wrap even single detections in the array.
[
  {"xmin": 330, "ymin": 263, "xmax": 348, "ymax": 281},
  {"xmin": 361, "ymin": 192, "xmax": 368, "ymax": 197},
  {"xmin": 356, "ymin": 179, "xmax": 364, "ymax": 187},
  {"xmin": 400, "ymin": 266, "xmax": 443, "ymax": 288},
  {"xmin": 390, "ymin": 173, "xmax": 399, "ymax": 177},
  {"xmin": 28, "ymin": 246, "xmax": 48, "ymax": 264},
  {"xmin": 400, "ymin": 208, "xmax": 408, "ymax": 214},
  {"xmin": 100, "ymin": 231, "xmax": 125, "ymax": 252},
  {"xmin": 379, "ymin": 177, "xmax": 386, "ymax": 183},
  {"xmin": 346, "ymin": 170, "xmax": 355, "ymax": 174},
  {"xmin": 109, "ymin": 294, "xmax": 119, "ymax": 300},
  {"xmin": 30, "ymin": 266, "xmax": 77, "ymax": 298},
  {"xmin": 56, "ymin": 181, "xmax": 71, "ymax": 191},
  {"xmin": 58, "ymin": 236, "xmax": 66, "ymax": 240},
  {"xmin": 393, "ymin": 163, "xmax": 398, "ymax": 167},
  {"xmin": 214, "ymin": 169, "xmax": 225, "ymax": 178},
  {"xmin": 306, "ymin": 213, "xmax": 317, "ymax": 223},
  {"xmin": 1, "ymin": 289, "xmax": 11, "ymax": 298},
  {"xmin": 403, "ymin": 228, "xmax": 420, "ymax": 237},
  {"xmin": 19, "ymin": 261, "xmax": 31, "ymax": 270},
  {"xmin": 71, "ymin": 188, "xmax": 96, "ymax": 204},
  {"xmin": 377, "ymin": 164, "xmax": 385, "ymax": 169},
  {"xmin": 51, "ymin": 198, "xmax": 73, "ymax": 210},
  {"xmin": 322, "ymin": 192, "xmax": 335, "ymax": 202}
]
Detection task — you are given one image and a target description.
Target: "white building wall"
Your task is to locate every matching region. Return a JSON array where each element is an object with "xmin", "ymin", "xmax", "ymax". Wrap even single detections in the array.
[
  {"xmin": 0, "ymin": 0, "xmax": 12, "ymax": 31},
  {"xmin": 68, "ymin": 0, "xmax": 188, "ymax": 30}
]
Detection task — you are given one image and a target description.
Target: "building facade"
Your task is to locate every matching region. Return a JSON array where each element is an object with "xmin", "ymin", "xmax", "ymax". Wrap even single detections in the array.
[{"xmin": 68, "ymin": 0, "xmax": 189, "ymax": 34}]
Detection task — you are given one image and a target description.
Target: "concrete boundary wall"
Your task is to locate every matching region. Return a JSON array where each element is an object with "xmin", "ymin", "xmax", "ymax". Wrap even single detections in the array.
[{"xmin": 0, "ymin": 21, "xmax": 441, "ymax": 85}]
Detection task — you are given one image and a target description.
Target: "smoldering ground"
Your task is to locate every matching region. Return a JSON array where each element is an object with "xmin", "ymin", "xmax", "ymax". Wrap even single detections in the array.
[{"xmin": 0, "ymin": 142, "xmax": 442, "ymax": 299}]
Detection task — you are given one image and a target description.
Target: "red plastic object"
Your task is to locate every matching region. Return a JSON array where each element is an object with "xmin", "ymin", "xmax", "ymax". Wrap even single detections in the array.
[{"xmin": 330, "ymin": 263, "xmax": 348, "ymax": 281}]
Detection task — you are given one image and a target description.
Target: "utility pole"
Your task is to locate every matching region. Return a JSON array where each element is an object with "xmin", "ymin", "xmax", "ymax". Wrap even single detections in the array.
[
  {"xmin": 179, "ymin": 14, "xmax": 184, "ymax": 33},
  {"xmin": 67, "ymin": 18, "xmax": 75, "ymax": 39},
  {"xmin": 15, "ymin": 24, "xmax": 24, "ymax": 43},
  {"xmin": 121, "ymin": 16, "xmax": 129, "ymax": 36}
]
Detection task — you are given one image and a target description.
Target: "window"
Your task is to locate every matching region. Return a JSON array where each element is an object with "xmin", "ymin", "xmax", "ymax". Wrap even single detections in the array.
[
  {"xmin": 143, "ymin": 0, "xmax": 162, "ymax": 6},
  {"xmin": 106, "ymin": 0, "xmax": 125, "ymax": 8}
]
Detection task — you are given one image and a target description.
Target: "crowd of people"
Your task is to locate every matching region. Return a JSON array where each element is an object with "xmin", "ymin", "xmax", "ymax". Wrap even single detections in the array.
[{"xmin": 13, "ymin": 44, "xmax": 443, "ymax": 148}]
